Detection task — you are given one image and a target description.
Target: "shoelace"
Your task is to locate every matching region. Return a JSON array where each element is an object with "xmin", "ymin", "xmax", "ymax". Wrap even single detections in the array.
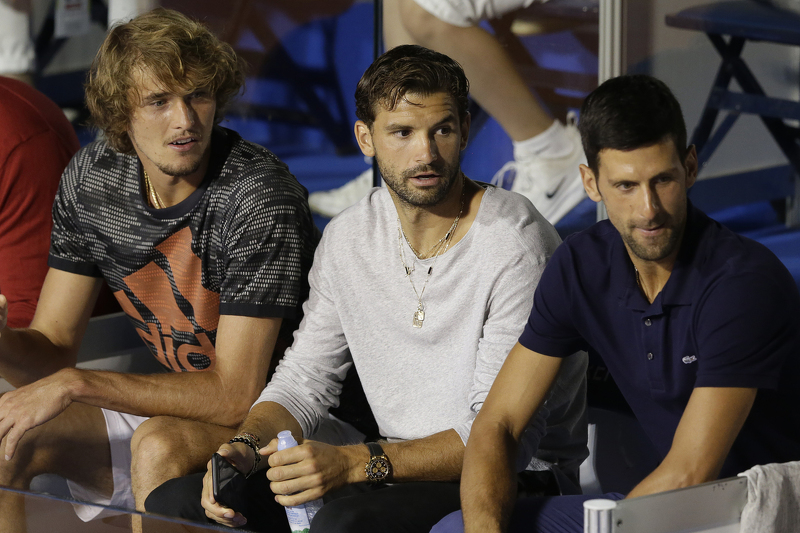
[
  {"xmin": 490, "ymin": 160, "xmax": 518, "ymax": 189},
  {"xmin": 491, "ymin": 110, "xmax": 581, "ymax": 190}
]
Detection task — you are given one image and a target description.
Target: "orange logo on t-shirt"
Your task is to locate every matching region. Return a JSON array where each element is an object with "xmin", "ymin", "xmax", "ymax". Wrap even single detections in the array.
[{"xmin": 114, "ymin": 227, "xmax": 219, "ymax": 371}]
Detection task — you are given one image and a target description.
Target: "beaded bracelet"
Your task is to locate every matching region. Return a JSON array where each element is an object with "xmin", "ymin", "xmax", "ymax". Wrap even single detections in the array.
[{"xmin": 229, "ymin": 432, "xmax": 261, "ymax": 478}]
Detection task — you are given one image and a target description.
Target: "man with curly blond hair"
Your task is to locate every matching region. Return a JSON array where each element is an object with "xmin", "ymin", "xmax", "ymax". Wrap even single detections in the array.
[{"xmin": 0, "ymin": 8, "xmax": 319, "ymax": 525}]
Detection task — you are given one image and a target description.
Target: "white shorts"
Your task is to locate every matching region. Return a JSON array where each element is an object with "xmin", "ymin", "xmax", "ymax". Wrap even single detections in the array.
[
  {"xmin": 412, "ymin": 0, "xmax": 548, "ymax": 27},
  {"xmin": 66, "ymin": 409, "xmax": 149, "ymax": 521}
]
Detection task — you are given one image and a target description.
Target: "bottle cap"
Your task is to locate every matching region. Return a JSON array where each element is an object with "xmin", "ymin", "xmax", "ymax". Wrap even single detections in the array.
[{"xmin": 277, "ymin": 430, "xmax": 297, "ymax": 451}]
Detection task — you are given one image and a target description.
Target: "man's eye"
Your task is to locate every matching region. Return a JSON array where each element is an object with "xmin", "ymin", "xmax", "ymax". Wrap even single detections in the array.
[
  {"xmin": 438, "ymin": 127, "xmax": 452, "ymax": 135},
  {"xmin": 394, "ymin": 130, "xmax": 411, "ymax": 137}
]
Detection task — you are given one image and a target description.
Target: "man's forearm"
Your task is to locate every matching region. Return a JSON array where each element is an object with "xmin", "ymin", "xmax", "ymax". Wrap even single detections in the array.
[
  {"xmin": 0, "ymin": 270, "xmax": 101, "ymax": 387},
  {"xmin": 0, "ymin": 327, "xmax": 78, "ymax": 388},
  {"xmin": 58, "ymin": 366, "xmax": 260, "ymax": 427},
  {"xmin": 257, "ymin": 416, "xmax": 465, "ymax": 486},
  {"xmin": 59, "ymin": 314, "xmax": 282, "ymax": 426},
  {"xmin": 237, "ymin": 400, "xmax": 304, "ymax": 449},
  {"xmin": 460, "ymin": 422, "xmax": 518, "ymax": 533},
  {"xmin": 379, "ymin": 429, "xmax": 465, "ymax": 482},
  {"xmin": 288, "ymin": 428, "xmax": 466, "ymax": 488},
  {"xmin": 627, "ymin": 387, "xmax": 757, "ymax": 499},
  {"xmin": 232, "ymin": 401, "xmax": 467, "ymax": 485}
]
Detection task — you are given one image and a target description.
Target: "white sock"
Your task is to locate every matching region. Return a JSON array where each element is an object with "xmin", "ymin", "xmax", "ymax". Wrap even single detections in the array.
[{"xmin": 513, "ymin": 120, "xmax": 574, "ymax": 162}]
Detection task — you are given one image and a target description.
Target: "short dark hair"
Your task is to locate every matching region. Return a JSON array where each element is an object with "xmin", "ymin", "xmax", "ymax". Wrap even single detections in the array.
[
  {"xmin": 355, "ymin": 44, "xmax": 469, "ymax": 128},
  {"xmin": 578, "ymin": 74, "xmax": 688, "ymax": 174},
  {"xmin": 85, "ymin": 8, "xmax": 245, "ymax": 154}
]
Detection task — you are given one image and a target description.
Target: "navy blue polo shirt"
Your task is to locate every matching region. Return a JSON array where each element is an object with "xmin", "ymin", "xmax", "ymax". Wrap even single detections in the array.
[{"xmin": 520, "ymin": 204, "xmax": 800, "ymax": 477}]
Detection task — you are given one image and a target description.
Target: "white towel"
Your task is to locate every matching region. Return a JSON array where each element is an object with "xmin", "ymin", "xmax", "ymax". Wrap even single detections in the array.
[{"xmin": 739, "ymin": 461, "xmax": 800, "ymax": 533}]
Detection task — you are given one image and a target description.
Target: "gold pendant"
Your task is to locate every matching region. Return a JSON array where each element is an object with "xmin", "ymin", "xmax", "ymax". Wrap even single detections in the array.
[{"xmin": 412, "ymin": 306, "xmax": 425, "ymax": 328}]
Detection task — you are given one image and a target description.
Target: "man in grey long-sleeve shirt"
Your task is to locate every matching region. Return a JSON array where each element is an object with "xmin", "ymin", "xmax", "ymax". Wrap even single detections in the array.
[{"xmin": 147, "ymin": 44, "xmax": 587, "ymax": 533}]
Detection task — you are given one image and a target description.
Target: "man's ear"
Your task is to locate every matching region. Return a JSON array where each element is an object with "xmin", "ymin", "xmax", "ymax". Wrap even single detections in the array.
[
  {"xmin": 580, "ymin": 164, "xmax": 602, "ymax": 203},
  {"xmin": 684, "ymin": 144, "xmax": 698, "ymax": 190},
  {"xmin": 354, "ymin": 120, "xmax": 375, "ymax": 158},
  {"xmin": 459, "ymin": 111, "xmax": 471, "ymax": 151}
]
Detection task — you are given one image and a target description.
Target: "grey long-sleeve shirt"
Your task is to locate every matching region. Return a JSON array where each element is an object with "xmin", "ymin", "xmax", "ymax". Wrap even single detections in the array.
[{"xmin": 256, "ymin": 185, "xmax": 587, "ymax": 472}]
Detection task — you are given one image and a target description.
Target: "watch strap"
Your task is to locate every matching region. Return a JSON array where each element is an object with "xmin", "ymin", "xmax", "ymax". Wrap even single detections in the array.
[{"xmin": 367, "ymin": 441, "xmax": 385, "ymax": 458}]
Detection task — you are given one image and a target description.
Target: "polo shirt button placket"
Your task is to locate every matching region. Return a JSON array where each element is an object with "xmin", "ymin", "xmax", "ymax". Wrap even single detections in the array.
[{"xmin": 642, "ymin": 314, "xmax": 665, "ymax": 389}]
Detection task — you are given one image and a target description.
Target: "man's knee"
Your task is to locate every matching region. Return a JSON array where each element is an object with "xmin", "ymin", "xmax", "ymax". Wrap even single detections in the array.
[
  {"xmin": 131, "ymin": 416, "xmax": 232, "ymax": 476},
  {"xmin": 399, "ymin": 0, "xmax": 464, "ymax": 44},
  {"xmin": 130, "ymin": 416, "xmax": 234, "ymax": 507},
  {"xmin": 130, "ymin": 417, "xmax": 190, "ymax": 483}
]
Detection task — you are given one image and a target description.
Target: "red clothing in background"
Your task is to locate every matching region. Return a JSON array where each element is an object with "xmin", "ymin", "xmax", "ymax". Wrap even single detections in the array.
[{"xmin": 0, "ymin": 76, "xmax": 80, "ymax": 328}]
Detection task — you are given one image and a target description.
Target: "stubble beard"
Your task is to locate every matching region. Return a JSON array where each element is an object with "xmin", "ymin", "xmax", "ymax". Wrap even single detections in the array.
[
  {"xmin": 131, "ymin": 134, "xmax": 209, "ymax": 178},
  {"xmin": 154, "ymin": 155, "xmax": 206, "ymax": 178},
  {"xmin": 621, "ymin": 217, "xmax": 685, "ymax": 262},
  {"xmin": 378, "ymin": 159, "xmax": 461, "ymax": 208}
]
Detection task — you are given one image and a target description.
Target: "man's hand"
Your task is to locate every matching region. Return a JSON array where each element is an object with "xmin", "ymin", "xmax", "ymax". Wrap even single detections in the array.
[
  {"xmin": 0, "ymin": 368, "xmax": 75, "ymax": 460},
  {"xmin": 200, "ymin": 442, "xmax": 254, "ymax": 528},
  {"xmin": 266, "ymin": 438, "xmax": 363, "ymax": 507}
]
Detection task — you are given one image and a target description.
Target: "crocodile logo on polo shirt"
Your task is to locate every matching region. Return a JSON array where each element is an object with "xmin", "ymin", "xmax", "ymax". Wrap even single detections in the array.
[{"xmin": 682, "ymin": 355, "xmax": 697, "ymax": 364}]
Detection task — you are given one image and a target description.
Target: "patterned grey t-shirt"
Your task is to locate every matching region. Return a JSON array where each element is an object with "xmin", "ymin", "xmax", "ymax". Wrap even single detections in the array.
[{"xmin": 49, "ymin": 127, "xmax": 319, "ymax": 372}]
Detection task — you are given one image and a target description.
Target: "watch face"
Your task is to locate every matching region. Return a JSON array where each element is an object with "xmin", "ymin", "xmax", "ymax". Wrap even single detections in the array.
[{"xmin": 366, "ymin": 456, "xmax": 391, "ymax": 481}]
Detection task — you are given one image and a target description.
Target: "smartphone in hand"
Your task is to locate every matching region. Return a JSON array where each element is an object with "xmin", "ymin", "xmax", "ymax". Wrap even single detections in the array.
[{"xmin": 211, "ymin": 452, "xmax": 246, "ymax": 510}]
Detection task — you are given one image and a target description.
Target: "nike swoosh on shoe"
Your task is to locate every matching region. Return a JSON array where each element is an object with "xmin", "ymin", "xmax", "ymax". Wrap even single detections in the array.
[{"xmin": 545, "ymin": 176, "xmax": 566, "ymax": 199}]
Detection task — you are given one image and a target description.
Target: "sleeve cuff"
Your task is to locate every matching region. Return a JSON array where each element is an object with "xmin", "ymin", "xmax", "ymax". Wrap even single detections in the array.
[
  {"xmin": 220, "ymin": 302, "xmax": 299, "ymax": 319},
  {"xmin": 48, "ymin": 255, "xmax": 102, "ymax": 277}
]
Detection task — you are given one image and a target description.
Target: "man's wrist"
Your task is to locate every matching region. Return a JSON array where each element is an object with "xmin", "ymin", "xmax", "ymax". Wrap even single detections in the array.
[
  {"xmin": 229, "ymin": 432, "xmax": 261, "ymax": 477},
  {"xmin": 344, "ymin": 444, "xmax": 373, "ymax": 485},
  {"xmin": 57, "ymin": 367, "xmax": 83, "ymax": 401}
]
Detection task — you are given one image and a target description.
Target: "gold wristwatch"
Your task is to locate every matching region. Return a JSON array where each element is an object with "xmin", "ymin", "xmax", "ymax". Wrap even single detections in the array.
[{"xmin": 365, "ymin": 442, "xmax": 392, "ymax": 483}]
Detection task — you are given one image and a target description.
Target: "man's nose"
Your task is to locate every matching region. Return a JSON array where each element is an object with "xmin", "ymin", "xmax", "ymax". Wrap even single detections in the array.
[
  {"xmin": 414, "ymin": 135, "xmax": 438, "ymax": 165},
  {"xmin": 639, "ymin": 185, "xmax": 661, "ymax": 219},
  {"xmin": 172, "ymin": 98, "xmax": 196, "ymax": 129}
]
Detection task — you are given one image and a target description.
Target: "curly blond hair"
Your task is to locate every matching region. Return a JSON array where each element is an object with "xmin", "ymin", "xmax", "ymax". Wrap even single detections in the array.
[{"xmin": 85, "ymin": 8, "xmax": 245, "ymax": 154}]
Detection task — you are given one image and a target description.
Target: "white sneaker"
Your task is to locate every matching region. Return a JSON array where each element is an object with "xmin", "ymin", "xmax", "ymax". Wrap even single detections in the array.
[
  {"xmin": 491, "ymin": 113, "xmax": 587, "ymax": 225},
  {"xmin": 308, "ymin": 168, "xmax": 377, "ymax": 218}
]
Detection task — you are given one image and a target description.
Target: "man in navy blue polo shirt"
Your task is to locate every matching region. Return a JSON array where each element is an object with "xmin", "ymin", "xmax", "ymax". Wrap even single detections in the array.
[{"xmin": 430, "ymin": 74, "xmax": 800, "ymax": 533}]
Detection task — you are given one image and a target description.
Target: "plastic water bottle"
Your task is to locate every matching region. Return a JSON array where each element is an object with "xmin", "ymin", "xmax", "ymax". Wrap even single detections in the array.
[{"xmin": 277, "ymin": 430, "xmax": 324, "ymax": 533}]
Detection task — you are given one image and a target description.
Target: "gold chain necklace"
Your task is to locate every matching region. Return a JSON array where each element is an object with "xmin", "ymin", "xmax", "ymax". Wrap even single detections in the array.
[
  {"xmin": 397, "ymin": 178, "xmax": 466, "ymax": 328},
  {"xmin": 400, "ymin": 215, "xmax": 459, "ymax": 259},
  {"xmin": 143, "ymin": 170, "xmax": 166, "ymax": 209}
]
